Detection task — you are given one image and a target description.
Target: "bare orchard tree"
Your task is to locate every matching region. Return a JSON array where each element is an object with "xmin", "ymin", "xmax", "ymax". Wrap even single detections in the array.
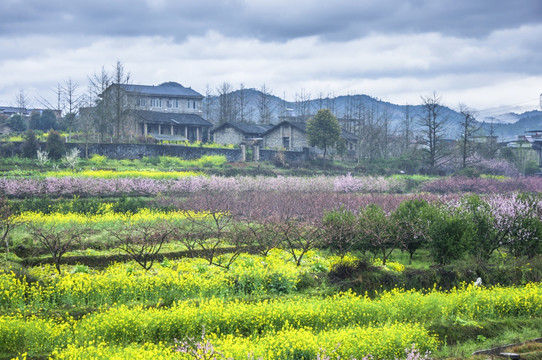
[
  {"xmin": 230, "ymin": 190, "xmax": 282, "ymax": 256},
  {"xmin": 176, "ymin": 191, "xmax": 238, "ymax": 268},
  {"xmin": 108, "ymin": 220, "xmax": 174, "ymax": 271},
  {"xmin": 458, "ymin": 103, "xmax": 480, "ymax": 169},
  {"xmin": 0, "ymin": 197, "xmax": 22, "ymax": 261},
  {"xmin": 417, "ymin": 92, "xmax": 449, "ymax": 173},
  {"xmin": 266, "ymin": 192, "xmax": 325, "ymax": 266},
  {"xmin": 26, "ymin": 221, "xmax": 88, "ymax": 274}
]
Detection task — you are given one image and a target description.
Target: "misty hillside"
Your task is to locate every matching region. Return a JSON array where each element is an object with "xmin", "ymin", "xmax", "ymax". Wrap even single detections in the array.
[{"xmin": 204, "ymin": 89, "xmax": 541, "ymax": 140}]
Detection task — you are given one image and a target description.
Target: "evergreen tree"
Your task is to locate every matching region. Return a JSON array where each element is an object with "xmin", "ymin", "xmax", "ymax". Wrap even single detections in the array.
[
  {"xmin": 306, "ymin": 108, "xmax": 341, "ymax": 159},
  {"xmin": 46, "ymin": 130, "xmax": 65, "ymax": 160},
  {"xmin": 22, "ymin": 129, "xmax": 39, "ymax": 158}
]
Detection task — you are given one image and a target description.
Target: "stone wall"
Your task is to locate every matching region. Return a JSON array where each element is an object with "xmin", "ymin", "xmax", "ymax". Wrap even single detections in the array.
[
  {"xmin": 1, "ymin": 141, "xmax": 311, "ymax": 163},
  {"xmin": 259, "ymin": 148, "xmax": 310, "ymax": 163},
  {"xmin": 213, "ymin": 126, "xmax": 244, "ymax": 146},
  {"xmin": 68, "ymin": 143, "xmax": 243, "ymax": 162}
]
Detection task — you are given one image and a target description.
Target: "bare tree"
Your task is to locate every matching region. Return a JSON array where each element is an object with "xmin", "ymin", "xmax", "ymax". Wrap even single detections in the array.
[
  {"xmin": 294, "ymin": 89, "xmax": 311, "ymax": 119},
  {"xmin": 15, "ymin": 89, "xmax": 30, "ymax": 116},
  {"xmin": 315, "ymin": 91, "xmax": 326, "ymax": 111},
  {"xmin": 258, "ymin": 84, "xmax": 274, "ymax": 124},
  {"xmin": 216, "ymin": 82, "xmax": 237, "ymax": 124},
  {"xmin": 236, "ymin": 83, "xmax": 254, "ymax": 123},
  {"xmin": 88, "ymin": 66, "xmax": 112, "ymax": 142},
  {"xmin": 61, "ymin": 78, "xmax": 84, "ymax": 135},
  {"xmin": 418, "ymin": 92, "xmax": 449, "ymax": 172},
  {"xmin": 314, "ymin": 92, "xmax": 336, "ymax": 115},
  {"xmin": 26, "ymin": 222, "xmax": 88, "ymax": 274},
  {"xmin": 202, "ymin": 85, "xmax": 216, "ymax": 124},
  {"xmin": 111, "ymin": 61, "xmax": 131, "ymax": 141},
  {"xmin": 352, "ymin": 100, "xmax": 390, "ymax": 162},
  {"xmin": 109, "ymin": 221, "xmax": 174, "ymax": 271},
  {"xmin": 458, "ymin": 103, "xmax": 479, "ymax": 168},
  {"xmin": 37, "ymin": 84, "xmax": 62, "ymax": 113},
  {"xmin": 177, "ymin": 192, "xmax": 238, "ymax": 268},
  {"xmin": 401, "ymin": 104, "xmax": 413, "ymax": 154},
  {"xmin": 0, "ymin": 197, "xmax": 22, "ymax": 261}
]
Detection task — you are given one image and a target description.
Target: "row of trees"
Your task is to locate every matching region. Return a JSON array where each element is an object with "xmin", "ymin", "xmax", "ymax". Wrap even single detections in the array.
[{"xmin": 4, "ymin": 190, "xmax": 541, "ymax": 274}]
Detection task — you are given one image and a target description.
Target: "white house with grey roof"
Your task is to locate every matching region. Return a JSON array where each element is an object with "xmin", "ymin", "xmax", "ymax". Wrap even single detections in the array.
[{"xmin": 100, "ymin": 82, "xmax": 212, "ymax": 142}]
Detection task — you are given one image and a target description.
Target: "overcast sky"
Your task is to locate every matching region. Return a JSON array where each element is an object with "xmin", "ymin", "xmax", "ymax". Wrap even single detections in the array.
[{"xmin": 1, "ymin": 0, "xmax": 541, "ymax": 117}]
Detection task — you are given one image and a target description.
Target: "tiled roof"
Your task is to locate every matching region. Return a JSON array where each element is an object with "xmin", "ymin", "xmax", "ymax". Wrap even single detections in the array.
[
  {"xmin": 133, "ymin": 110, "xmax": 212, "ymax": 126},
  {"xmin": 263, "ymin": 120, "xmax": 358, "ymax": 142},
  {"xmin": 341, "ymin": 129, "xmax": 359, "ymax": 142},
  {"xmin": 119, "ymin": 82, "xmax": 203, "ymax": 99},
  {"xmin": 212, "ymin": 122, "xmax": 273, "ymax": 136},
  {"xmin": 262, "ymin": 121, "xmax": 307, "ymax": 136}
]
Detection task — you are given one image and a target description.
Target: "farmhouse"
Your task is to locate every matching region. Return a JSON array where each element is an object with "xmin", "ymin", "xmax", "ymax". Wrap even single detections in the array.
[
  {"xmin": 211, "ymin": 122, "xmax": 273, "ymax": 145},
  {"xmin": 261, "ymin": 120, "xmax": 359, "ymax": 156},
  {"xmin": 262, "ymin": 121, "xmax": 308, "ymax": 151},
  {"xmin": 99, "ymin": 82, "xmax": 212, "ymax": 141}
]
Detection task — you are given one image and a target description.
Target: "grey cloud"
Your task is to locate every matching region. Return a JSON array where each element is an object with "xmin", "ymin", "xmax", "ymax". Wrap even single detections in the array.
[{"xmin": 1, "ymin": 0, "xmax": 540, "ymax": 42}]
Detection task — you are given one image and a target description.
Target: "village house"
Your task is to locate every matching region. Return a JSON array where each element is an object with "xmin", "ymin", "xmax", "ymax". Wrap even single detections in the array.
[
  {"xmin": 211, "ymin": 122, "xmax": 273, "ymax": 145},
  {"xmin": 261, "ymin": 120, "xmax": 359, "ymax": 157},
  {"xmin": 100, "ymin": 82, "xmax": 212, "ymax": 142},
  {"xmin": 262, "ymin": 121, "xmax": 308, "ymax": 151}
]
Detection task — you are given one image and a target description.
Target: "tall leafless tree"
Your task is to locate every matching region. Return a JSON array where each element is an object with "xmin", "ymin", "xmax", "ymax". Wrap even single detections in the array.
[
  {"xmin": 258, "ymin": 83, "xmax": 274, "ymax": 124},
  {"xmin": 351, "ymin": 99, "xmax": 391, "ymax": 162},
  {"xmin": 216, "ymin": 82, "xmax": 237, "ymax": 124},
  {"xmin": 418, "ymin": 92, "xmax": 449, "ymax": 172},
  {"xmin": 111, "ymin": 61, "xmax": 131, "ymax": 141},
  {"xmin": 88, "ymin": 66, "xmax": 112, "ymax": 142},
  {"xmin": 61, "ymin": 78, "xmax": 84, "ymax": 135},
  {"xmin": 401, "ymin": 104, "xmax": 414, "ymax": 154},
  {"xmin": 294, "ymin": 89, "xmax": 311, "ymax": 119},
  {"xmin": 203, "ymin": 85, "xmax": 215, "ymax": 124},
  {"xmin": 458, "ymin": 103, "xmax": 479, "ymax": 168},
  {"xmin": 15, "ymin": 89, "xmax": 30, "ymax": 116}
]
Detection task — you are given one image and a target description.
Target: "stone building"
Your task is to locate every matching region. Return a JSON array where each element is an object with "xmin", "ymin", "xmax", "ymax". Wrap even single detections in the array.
[
  {"xmin": 211, "ymin": 122, "xmax": 272, "ymax": 145},
  {"xmin": 262, "ymin": 121, "xmax": 308, "ymax": 151},
  {"xmin": 99, "ymin": 82, "xmax": 212, "ymax": 142},
  {"xmin": 261, "ymin": 120, "xmax": 358, "ymax": 156}
]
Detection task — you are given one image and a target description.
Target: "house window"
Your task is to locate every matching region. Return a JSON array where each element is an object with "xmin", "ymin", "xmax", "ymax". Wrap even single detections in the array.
[
  {"xmin": 166, "ymin": 99, "xmax": 173, "ymax": 108},
  {"xmin": 282, "ymin": 137, "xmax": 290, "ymax": 149},
  {"xmin": 193, "ymin": 101, "xmax": 196, "ymax": 109},
  {"xmin": 151, "ymin": 98, "xmax": 161, "ymax": 107},
  {"xmin": 187, "ymin": 101, "xmax": 190, "ymax": 108},
  {"xmin": 137, "ymin": 98, "xmax": 146, "ymax": 106},
  {"xmin": 174, "ymin": 100, "xmax": 179, "ymax": 108}
]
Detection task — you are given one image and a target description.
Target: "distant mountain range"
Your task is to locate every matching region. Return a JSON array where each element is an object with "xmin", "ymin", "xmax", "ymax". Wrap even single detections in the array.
[{"xmin": 205, "ymin": 89, "xmax": 542, "ymax": 141}]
